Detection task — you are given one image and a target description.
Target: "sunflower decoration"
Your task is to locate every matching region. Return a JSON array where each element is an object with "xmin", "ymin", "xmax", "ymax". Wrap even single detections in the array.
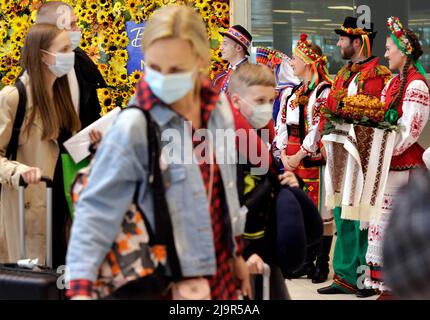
[
  {"xmin": 129, "ymin": 70, "xmax": 143, "ymax": 84},
  {"xmin": 199, "ymin": 3, "xmax": 212, "ymax": 21},
  {"xmin": 1, "ymin": 0, "xmax": 230, "ymax": 105},
  {"xmin": 86, "ymin": 46, "xmax": 101, "ymax": 63}
]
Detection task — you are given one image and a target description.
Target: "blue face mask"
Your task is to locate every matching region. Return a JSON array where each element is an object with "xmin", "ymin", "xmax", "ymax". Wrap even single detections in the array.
[
  {"xmin": 67, "ymin": 31, "xmax": 82, "ymax": 50},
  {"xmin": 144, "ymin": 66, "xmax": 194, "ymax": 104}
]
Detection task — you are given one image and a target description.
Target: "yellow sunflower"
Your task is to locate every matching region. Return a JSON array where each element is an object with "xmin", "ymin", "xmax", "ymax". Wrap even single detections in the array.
[
  {"xmin": 130, "ymin": 70, "xmax": 143, "ymax": 83},
  {"xmin": 198, "ymin": 3, "xmax": 211, "ymax": 19},
  {"xmin": 86, "ymin": 46, "xmax": 100, "ymax": 63},
  {"xmin": 98, "ymin": 0, "xmax": 110, "ymax": 8},
  {"xmin": 127, "ymin": 0, "xmax": 139, "ymax": 12}
]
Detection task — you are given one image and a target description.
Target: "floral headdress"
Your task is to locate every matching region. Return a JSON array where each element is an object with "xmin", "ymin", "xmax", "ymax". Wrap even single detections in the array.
[
  {"xmin": 255, "ymin": 47, "xmax": 285, "ymax": 69},
  {"xmin": 293, "ymin": 34, "xmax": 332, "ymax": 90},
  {"xmin": 386, "ymin": 16, "xmax": 426, "ymax": 77}
]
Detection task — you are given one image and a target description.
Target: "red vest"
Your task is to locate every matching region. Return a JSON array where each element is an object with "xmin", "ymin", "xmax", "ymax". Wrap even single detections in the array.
[{"xmin": 385, "ymin": 68, "xmax": 429, "ymax": 170}]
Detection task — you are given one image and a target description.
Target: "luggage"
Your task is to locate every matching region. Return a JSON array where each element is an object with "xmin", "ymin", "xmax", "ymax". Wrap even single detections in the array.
[
  {"xmin": 0, "ymin": 176, "xmax": 64, "ymax": 300},
  {"xmin": 250, "ymin": 263, "xmax": 271, "ymax": 300}
]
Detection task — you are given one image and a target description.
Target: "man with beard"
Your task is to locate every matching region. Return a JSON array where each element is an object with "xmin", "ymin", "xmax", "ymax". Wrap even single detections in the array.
[{"xmin": 317, "ymin": 17, "xmax": 391, "ymax": 297}]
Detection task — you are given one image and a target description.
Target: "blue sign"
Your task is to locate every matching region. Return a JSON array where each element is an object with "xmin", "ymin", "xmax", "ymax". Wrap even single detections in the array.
[{"xmin": 126, "ymin": 21, "xmax": 146, "ymax": 75}]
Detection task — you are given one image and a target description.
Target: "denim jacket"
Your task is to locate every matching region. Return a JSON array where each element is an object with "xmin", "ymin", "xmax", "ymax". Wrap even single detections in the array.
[{"xmin": 66, "ymin": 94, "xmax": 246, "ymax": 281}]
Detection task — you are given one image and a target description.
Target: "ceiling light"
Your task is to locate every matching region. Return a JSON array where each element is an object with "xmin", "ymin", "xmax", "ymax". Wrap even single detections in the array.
[
  {"xmin": 273, "ymin": 21, "xmax": 288, "ymax": 25},
  {"xmin": 307, "ymin": 19, "xmax": 332, "ymax": 22},
  {"xmin": 273, "ymin": 10, "xmax": 305, "ymax": 14},
  {"xmin": 328, "ymin": 6, "xmax": 354, "ymax": 10}
]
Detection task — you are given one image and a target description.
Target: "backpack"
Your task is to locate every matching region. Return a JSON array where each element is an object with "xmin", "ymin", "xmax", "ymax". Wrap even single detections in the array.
[
  {"xmin": 0, "ymin": 79, "xmax": 27, "ymax": 194},
  {"xmin": 70, "ymin": 106, "xmax": 182, "ymax": 299},
  {"xmin": 5, "ymin": 79, "xmax": 27, "ymax": 161}
]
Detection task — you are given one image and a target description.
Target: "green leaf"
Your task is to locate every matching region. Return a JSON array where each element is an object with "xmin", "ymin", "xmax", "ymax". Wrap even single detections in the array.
[
  {"xmin": 124, "ymin": 10, "xmax": 131, "ymax": 22},
  {"xmin": 210, "ymin": 39, "xmax": 220, "ymax": 49}
]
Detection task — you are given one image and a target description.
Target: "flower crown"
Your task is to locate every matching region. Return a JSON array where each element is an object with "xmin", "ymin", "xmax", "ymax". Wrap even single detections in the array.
[
  {"xmin": 386, "ymin": 16, "xmax": 413, "ymax": 55},
  {"xmin": 255, "ymin": 47, "xmax": 285, "ymax": 69},
  {"xmin": 340, "ymin": 26, "xmax": 370, "ymax": 36},
  {"xmin": 294, "ymin": 34, "xmax": 328, "ymax": 65}
]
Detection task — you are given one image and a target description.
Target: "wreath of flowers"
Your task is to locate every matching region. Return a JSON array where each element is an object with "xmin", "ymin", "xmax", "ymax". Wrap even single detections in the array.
[
  {"xmin": 340, "ymin": 25, "xmax": 370, "ymax": 36},
  {"xmin": 0, "ymin": 0, "xmax": 230, "ymax": 113},
  {"xmin": 386, "ymin": 16, "xmax": 413, "ymax": 55},
  {"xmin": 294, "ymin": 33, "xmax": 328, "ymax": 66}
]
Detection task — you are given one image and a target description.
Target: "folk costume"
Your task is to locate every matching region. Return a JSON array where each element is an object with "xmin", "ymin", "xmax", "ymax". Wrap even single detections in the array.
[
  {"xmin": 365, "ymin": 17, "xmax": 430, "ymax": 292},
  {"xmin": 273, "ymin": 34, "xmax": 333, "ymax": 284},
  {"xmin": 275, "ymin": 34, "xmax": 332, "ymax": 217},
  {"xmin": 212, "ymin": 25, "xmax": 252, "ymax": 95},
  {"xmin": 254, "ymin": 47, "xmax": 300, "ymax": 121},
  {"xmin": 318, "ymin": 17, "xmax": 392, "ymax": 295}
]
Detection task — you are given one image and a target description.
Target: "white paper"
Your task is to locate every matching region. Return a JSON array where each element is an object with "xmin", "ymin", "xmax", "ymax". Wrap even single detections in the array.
[
  {"xmin": 17, "ymin": 258, "xmax": 38, "ymax": 269},
  {"xmin": 63, "ymin": 107, "xmax": 121, "ymax": 163}
]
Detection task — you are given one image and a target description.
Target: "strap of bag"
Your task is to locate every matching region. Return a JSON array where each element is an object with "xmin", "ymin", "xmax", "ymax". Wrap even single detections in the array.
[
  {"xmin": 127, "ymin": 105, "xmax": 183, "ymax": 280},
  {"xmin": 6, "ymin": 79, "xmax": 27, "ymax": 160}
]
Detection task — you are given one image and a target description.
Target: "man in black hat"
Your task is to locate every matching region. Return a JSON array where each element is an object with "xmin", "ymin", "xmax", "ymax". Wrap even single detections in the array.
[
  {"xmin": 212, "ymin": 25, "xmax": 252, "ymax": 95},
  {"xmin": 317, "ymin": 16, "xmax": 391, "ymax": 297}
]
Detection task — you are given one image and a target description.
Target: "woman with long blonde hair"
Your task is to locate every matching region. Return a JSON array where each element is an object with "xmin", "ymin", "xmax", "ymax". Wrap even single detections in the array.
[{"xmin": 66, "ymin": 6, "xmax": 251, "ymax": 300}]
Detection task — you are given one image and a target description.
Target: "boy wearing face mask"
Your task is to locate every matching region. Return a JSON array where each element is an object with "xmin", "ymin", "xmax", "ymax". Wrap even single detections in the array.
[
  {"xmin": 227, "ymin": 64, "xmax": 323, "ymax": 299},
  {"xmin": 36, "ymin": 1, "xmax": 106, "ymax": 129}
]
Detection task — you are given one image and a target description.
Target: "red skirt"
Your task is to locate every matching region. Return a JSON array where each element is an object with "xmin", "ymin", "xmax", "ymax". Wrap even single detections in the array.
[
  {"xmin": 286, "ymin": 135, "xmax": 322, "ymax": 209},
  {"xmin": 390, "ymin": 143, "xmax": 425, "ymax": 171}
]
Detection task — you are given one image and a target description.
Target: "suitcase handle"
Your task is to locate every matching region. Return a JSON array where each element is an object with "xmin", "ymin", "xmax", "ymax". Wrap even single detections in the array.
[
  {"xmin": 19, "ymin": 175, "xmax": 54, "ymax": 269},
  {"xmin": 262, "ymin": 263, "xmax": 270, "ymax": 300},
  {"xmin": 19, "ymin": 175, "xmax": 53, "ymax": 188}
]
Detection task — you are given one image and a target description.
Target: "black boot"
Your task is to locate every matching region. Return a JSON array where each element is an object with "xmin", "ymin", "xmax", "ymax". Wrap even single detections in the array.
[
  {"xmin": 288, "ymin": 261, "xmax": 316, "ymax": 279},
  {"xmin": 288, "ymin": 243, "xmax": 318, "ymax": 279},
  {"xmin": 312, "ymin": 236, "xmax": 333, "ymax": 284}
]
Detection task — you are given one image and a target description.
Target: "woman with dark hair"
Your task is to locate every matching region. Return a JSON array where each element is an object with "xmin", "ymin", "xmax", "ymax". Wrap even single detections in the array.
[{"xmin": 365, "ymin": 17, "xmax": 429, "ymax": 296}]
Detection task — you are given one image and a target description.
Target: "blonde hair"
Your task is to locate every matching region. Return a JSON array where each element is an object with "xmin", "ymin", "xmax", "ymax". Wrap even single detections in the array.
[
  {"xmin": 229, "ymin": 63, "xmax": 276, "ymax": 94},
  {"xmin": 142, "ymin": 6, "xmax": 210, "ymax": 68}
]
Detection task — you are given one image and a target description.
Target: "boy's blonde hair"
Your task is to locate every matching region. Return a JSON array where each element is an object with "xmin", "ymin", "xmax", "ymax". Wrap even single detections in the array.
[
  {"xmin": 229, "ymin": 63, "xmax": 276, "ymax": 94},
  {"xmin": 142, "ymin": 6, "xmax": 210, "ymax": 68}
]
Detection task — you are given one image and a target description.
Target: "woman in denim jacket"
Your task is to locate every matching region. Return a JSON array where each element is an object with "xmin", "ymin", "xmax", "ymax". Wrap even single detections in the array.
[{"xmin": 66, "ymin": 6, "xmax": 253, "ymax": 300}]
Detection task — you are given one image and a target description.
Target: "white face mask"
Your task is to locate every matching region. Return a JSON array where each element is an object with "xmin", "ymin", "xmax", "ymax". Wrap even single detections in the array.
[
  {"xmin": 240, "ymin": 98, "xmax": 273, "ymax": 129},
  {"xmin": 144, "ymin": 66, "xmax": 194, "ymax": 104},
  {"xmin": 67, "ymin": 31, "xmax": 82, "ymax": 50},
  {"xmin": 42, "ymin": 50, "xmax": 75, "ymax": 78}
]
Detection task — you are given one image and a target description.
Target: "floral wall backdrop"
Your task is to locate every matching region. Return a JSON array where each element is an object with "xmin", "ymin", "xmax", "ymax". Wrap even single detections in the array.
[{"xmin": 0, "ymin": 0, "xmax": 229, "ymax": 113}]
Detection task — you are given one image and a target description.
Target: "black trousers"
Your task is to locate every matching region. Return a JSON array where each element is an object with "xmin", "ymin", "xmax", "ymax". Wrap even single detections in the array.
[{"xmin": 51, "ymin": 155, "xmax": 70, "ymax": 269}]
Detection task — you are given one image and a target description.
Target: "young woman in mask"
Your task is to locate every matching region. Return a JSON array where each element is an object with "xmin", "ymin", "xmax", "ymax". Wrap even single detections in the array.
[
  {"xmin": 274, "ymin": 34, "xmax": 334, "ymax": 283},
  {"xmin": 0, "ymin": 24, "xmax": 81, "ymax": 264},
  {"xmin": 66, "ymin": 6, "xmax": 252, "ymax": 300}
]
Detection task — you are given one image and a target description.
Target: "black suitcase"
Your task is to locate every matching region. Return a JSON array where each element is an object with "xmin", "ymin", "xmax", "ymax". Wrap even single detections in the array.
[
  {"xmin": 250, "ymin": 263, "xmax": 271, "ymax": 300},
  {"xmin": 0, "ymin": 176, "xmax": 64, "ymax": 300}
]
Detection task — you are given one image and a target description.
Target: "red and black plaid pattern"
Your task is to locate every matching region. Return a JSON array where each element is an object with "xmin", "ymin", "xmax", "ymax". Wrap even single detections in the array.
[
  {"xmin": 68, "ymin": 79, "xmax": 240, "ymax": 300},
  {"xmin": 191, "ymin": 86, "xmax": 238, "ymax": 300},
  {"xmin": 140, "ymin": 78, "xmax": 239, "ymax": 299},
  {"xmin": 67, "ymin": 279, "xmax": 93, "ymax": 298}
]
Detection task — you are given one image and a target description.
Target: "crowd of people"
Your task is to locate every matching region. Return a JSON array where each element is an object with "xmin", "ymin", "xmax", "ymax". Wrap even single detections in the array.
[{"xmin": 0, "ymin": 2, "xmax": 429, "ymax": 300}]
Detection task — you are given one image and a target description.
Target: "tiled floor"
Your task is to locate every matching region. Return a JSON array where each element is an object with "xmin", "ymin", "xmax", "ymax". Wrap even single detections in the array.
[
  {"xmin": 286, "ymin": 278, "xmax": 378, "ymax": 300},
  {"xmin": 285, "ymin": 235, "xmax": 378, "ymax": 300}
]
